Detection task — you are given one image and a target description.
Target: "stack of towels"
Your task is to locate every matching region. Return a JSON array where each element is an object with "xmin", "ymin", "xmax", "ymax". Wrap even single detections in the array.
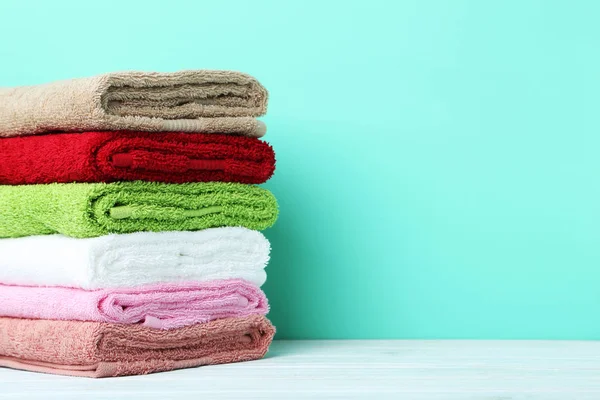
[{"xmin": 0, "ymin": 70, "xmax": 278, "ymax": 377}]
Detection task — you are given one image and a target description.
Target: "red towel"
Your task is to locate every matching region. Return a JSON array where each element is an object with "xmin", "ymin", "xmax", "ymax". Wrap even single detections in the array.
[{"xmin": 0, "ymin": 131, "xmax": 275, "ymax": 184}]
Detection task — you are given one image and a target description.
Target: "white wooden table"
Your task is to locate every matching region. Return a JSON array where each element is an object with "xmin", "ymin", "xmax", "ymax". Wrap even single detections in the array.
[{"xmin": 1, "ymin": 340, "xmax": 600, "ymax": 399}]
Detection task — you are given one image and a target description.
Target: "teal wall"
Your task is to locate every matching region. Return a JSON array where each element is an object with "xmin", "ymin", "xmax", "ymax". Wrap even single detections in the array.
[{"xmin": 2, "ymin": 0, "xmax": 600, "ymax": 339}]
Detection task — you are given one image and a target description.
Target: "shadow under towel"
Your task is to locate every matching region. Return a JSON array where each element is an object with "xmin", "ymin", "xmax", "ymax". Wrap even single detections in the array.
[
  {"xmin": 0, "ymin": 181, "xmax": 278, "ymax": 238},
  {"xmin": 0, "ymin": 131, "xmax": 276, "ymax": 185},
  {"xmin": 0, "ymin": 70, "xmax": 268, "ymax": 137},
  {"xmin": 0, "ymin": 314, "xmax": 275, "ymax": 377}
]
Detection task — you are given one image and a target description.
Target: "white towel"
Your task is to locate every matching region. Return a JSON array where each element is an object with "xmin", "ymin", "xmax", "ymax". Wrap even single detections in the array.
[{"xmin": 0, "ymin": 227, "xmax": 269, "ymax": 289}]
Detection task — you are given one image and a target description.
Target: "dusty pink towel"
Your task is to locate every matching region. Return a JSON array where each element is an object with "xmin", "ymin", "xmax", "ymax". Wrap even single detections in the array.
[
  {"xmin": 0, "ymin": 279, "xmax": 267, "ymax": 329},
  {"xmin": 0, "ymin": 314, "xmax": 275, "ymax": 377}
]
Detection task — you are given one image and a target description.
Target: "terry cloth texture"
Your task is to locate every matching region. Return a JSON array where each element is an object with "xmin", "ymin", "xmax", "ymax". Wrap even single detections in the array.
[
  {"xmin": 0, "ymin": 131, "xmax": 275, "ymax": 185},
  {"xmin": 0, "ymin": 314, "xmax": 275, "ymax": 377},
  {"xmin": 0, "ymin": 70, "xmax": 268, "ymax": 137},
  {"xmin": 0, "ymin": 279, "xmax": 268, "ymax": 329},
  {"xmin": 0, "ymin": 181, "xmax": 278, "ymax": 238},
  {"xmin": 0, "ymin": 228, "xmax": 269, "ymax": 289}
]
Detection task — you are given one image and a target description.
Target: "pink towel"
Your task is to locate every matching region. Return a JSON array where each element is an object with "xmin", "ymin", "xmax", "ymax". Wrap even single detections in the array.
[
  {"xmin": 0, "ymin": 279, "xmax": 267, "ymax": 329},
  {"xmin": 0, "ymin": 314, "xmax": 275, "ymax": 377}
]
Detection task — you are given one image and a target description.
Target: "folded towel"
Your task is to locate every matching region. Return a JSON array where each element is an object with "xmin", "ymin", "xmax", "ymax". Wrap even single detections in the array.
[
  {"xmin": 0, "ymin": 131, "xmax": 276, "ymax": 185},
  {"xmin": 0, "ymin": 181, "xmax": 278, "ymax": 238},
  {"xmin": 0, "ymin": 279, "xmax": 267, "ymax": 329},
  {"xmin": 0, "ymin": 314, "xmax": 274, "ymax": 377},
  {"xmin": 0, "ymin": 228, "xmax": 269, "ymax": 288},
  {"xmin": 0, "ymin": 70, "xmax": 268, "ymax": 137}
]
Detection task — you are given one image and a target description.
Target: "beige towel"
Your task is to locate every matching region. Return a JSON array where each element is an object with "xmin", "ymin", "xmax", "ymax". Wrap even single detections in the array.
[{"xmin": 0, "ymin": 70, "xmax": 268, "ymax": 137}]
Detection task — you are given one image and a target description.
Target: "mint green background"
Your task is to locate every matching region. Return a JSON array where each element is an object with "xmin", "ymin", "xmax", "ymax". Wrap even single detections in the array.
[{"xmin": 1, "ymin": 1, "xmax": 599, "ymax": 339}]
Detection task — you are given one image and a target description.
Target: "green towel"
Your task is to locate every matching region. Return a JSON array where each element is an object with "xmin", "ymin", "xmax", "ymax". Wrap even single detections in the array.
[{"xmin": 0, "ymin": 181, "xmax": 278, "ymax": 238}]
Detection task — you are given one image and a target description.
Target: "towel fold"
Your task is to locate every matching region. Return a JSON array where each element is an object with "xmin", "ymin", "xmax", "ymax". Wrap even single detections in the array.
[
  {"xmin": 0, "ymin": 279, "xmax": 267, "ymax": 329},
  {"xmin": 0, "ymin": 227, "xmax": 269, "ymax": 289},
  {"xmin": 0, "ymin": 314, "xmax": 274, "ymax": 377},
  {"xmin": 0, "ymin": 131, "xmax": 275, "ymax": 185},
  {"xmin": 0, "ymin": 70, "xmax": 268, "ymax": 137},
  {"xmin": 0, "ymin": 181, "xmax": 278, "ymax": 238}
]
